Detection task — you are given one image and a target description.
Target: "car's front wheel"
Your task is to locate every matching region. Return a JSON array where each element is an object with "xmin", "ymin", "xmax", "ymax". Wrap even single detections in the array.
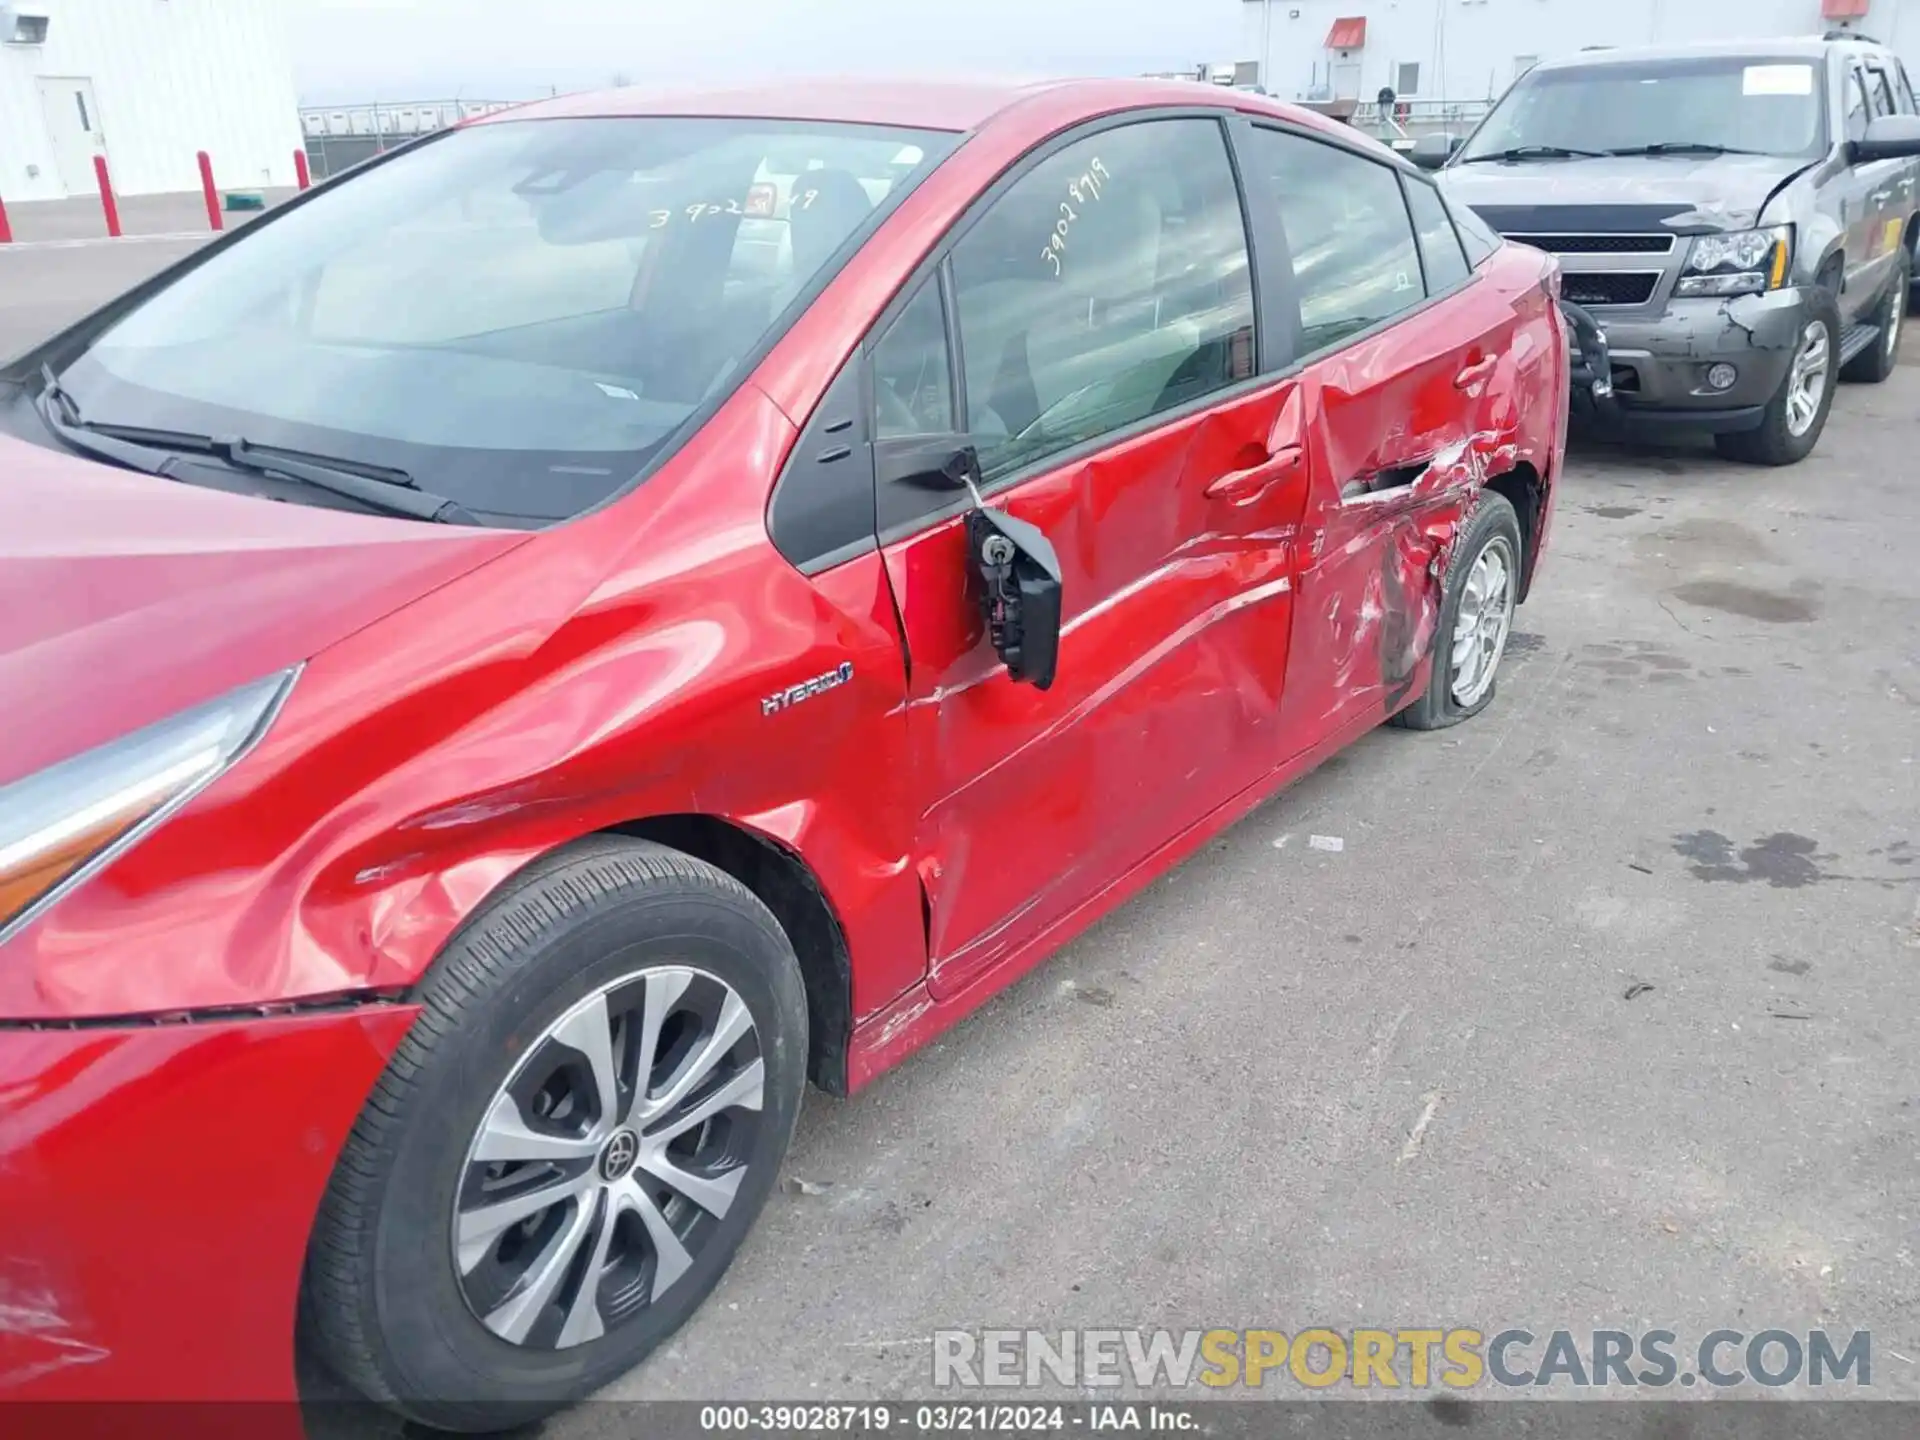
[
  {"xmin": 1714, "ymin": 287, "xmax": 1840, "ymax": 466},
  {"xmin": 1390, "ymin": 490, "xmax": 1522, "ymax": 732},
  {"xmin": 303, "ymin": 836, "xmax": 808, "ymax": 1432}
]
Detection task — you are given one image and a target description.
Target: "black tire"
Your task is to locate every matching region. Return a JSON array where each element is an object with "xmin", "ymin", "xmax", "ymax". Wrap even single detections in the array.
[
  {"xmin": 303, "ymin": 836, "xmax": 808, "ymax": 1432},
  {"xmin": 1841, "ymin": 247, "xmax": 1908, "ymax": 384},
  {"xmin": 1389, "ymin": 491, "xmax": 1522, "ymax": 732},
  {"xmin": 1714, "ymin": 285, "xmax": 1840, "ymax": 466}
]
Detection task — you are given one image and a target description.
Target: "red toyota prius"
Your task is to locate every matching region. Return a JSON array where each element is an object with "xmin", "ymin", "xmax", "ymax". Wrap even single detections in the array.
[{"xmin": 0, "ymin": 79, "xmax": 1566, "ymax": 1427}]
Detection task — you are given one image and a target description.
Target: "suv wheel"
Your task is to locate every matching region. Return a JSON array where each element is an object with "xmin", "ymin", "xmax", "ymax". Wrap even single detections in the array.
[
  {"xmin": 1714, "ymin": 287, "xmax": 1840, "ymax": 466},
  {"xmin": 303, "ymin": 836, "xmax": 808, "ymax": 1432},
  {"xmin": 1841, "ymin": 247, "xmax": 1908, "ymax": 384}
]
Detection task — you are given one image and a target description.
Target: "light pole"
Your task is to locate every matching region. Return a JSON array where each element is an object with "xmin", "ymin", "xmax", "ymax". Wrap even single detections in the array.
[{"xmin": 1260, "ymin": 0, "xmax": 1272, "ymax": 93}]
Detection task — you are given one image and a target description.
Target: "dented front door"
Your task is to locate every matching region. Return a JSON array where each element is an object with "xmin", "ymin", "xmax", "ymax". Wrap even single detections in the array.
[{"xmin": 874, "ymin": 115, "xmax": 1304, "ymax": 1001}]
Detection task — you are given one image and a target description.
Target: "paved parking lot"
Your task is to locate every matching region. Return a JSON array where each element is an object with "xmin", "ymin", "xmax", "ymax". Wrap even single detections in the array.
[{"xmin": 4, "ymin": 239, "xmax": 1916, "ymax": 1420}]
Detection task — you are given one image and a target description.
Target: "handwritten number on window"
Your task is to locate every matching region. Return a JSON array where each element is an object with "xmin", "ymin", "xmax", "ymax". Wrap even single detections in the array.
[{"xmin": 1040, "ymin": 156, "xmax": 1111, "ymax": 277}]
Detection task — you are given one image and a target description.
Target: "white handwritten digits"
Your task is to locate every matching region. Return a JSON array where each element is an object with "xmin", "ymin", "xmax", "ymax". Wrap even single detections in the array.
[
  {"xmin": 795, "ymin": 187, "xmax": 819, "ymax": 210},
  {"xmin": 1067, "ymin": 156, "xmax": 1110, "ymax": 205},
  {"xmin": 1040, "ymin": 155, "xmax": 1112, "ymax": 278},
  {"xmin": 648, "ymin": 200, "xmax": 748, "ymax": 229}
]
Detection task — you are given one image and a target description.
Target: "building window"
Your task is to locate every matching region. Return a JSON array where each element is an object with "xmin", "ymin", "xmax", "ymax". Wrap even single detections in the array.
[{"xmin": 1396, "ymin": 63, "xmax": 1420, "ymax": 97}]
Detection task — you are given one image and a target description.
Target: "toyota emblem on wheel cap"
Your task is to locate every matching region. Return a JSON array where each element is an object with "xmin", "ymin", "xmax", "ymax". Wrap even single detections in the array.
[{"xmin": 599, "ymin": 1129, "xmax": 639, "ymax": 1182}]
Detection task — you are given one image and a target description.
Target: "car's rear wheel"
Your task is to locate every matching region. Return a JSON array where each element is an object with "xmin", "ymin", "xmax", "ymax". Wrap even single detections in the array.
[
  {"xmin": 1389, "ymin": 490, "xmax": 1521, "ymax": 732},
  {"xmin": 303, "ymin": 836, "xmax": 807, "ymax": 1432}
]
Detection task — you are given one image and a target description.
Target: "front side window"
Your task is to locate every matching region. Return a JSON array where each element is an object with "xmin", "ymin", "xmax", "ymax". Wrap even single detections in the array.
[
  {"xmin": 871, "ymin": 282, "xmax": 953, "ymax": 439},
  {"xmin": 1847, "ymin": 68, "xmax": 1871, "ymax": 142},
  {"xmin": 1243, "ymin": 127, "xmax": 1423, "ymax": 354},
  {"xmin": 947, "ymin": 118, "xmax": 1256, "ymax": 482},
  {"xmin": 43, "ymin": 117, "xmax": 957, "ymax": 525},
  {"xmin": 1459, "ymin": 57, "xmax": 1828, "ymax": 161},
  {"xmin": 1867, "ymin": 65, "xmax": 1897, "ymax": 118}
]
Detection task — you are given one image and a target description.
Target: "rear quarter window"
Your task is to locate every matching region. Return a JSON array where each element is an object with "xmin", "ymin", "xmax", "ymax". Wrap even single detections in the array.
[{"xmin": 1443, "ymin": 190, "xmax": 1503, "ymax": 269}]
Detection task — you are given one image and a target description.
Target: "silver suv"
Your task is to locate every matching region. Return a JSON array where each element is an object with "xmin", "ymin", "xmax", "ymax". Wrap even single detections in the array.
[{"xmin": 1423, "ymin": 34, "xmax": 1920, "ymax": 465}]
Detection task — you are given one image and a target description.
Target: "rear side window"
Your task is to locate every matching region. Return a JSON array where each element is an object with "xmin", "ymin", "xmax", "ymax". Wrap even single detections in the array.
[
  {"xmin": 947, "ymin": 118, "xmax": 1256, "ymax": 482},
  {"xmin": 1241, "ymin": 127, "xmax": 1422, "ymax": 354},
  {"xmin": 1898, "ymin": 62, "xmax": 1919, "ymax": 114},
  {"xmin": 1401, "ymin": 177, "xmax": 1472, "ymax": 293},
  {"xmin": 1446, "ymin": 191, "xmax": 1503, "ymax": 269}
]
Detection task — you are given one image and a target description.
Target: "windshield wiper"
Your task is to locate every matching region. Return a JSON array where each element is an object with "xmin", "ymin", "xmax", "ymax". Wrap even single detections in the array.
[
  {"xmin": 1606, "ymin": 142, "xmax": 1765, "ymax": 157},
  {"xmin": 37, "ymin": 365, "xmax": 175, "ymax": 476},
  {"xmin": 33, "ymin": 366, "xmax": 478, "ymax": 525},
  {"xmin": 1459, "ymin": 144, "xmax": 1608, "ymax": 164}
]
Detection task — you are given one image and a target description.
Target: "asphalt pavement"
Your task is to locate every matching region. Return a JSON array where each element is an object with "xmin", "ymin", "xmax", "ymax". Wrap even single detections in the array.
[{"xmin": 3, "ymin": 237, "xmax": 1915, "ymax": 1423}]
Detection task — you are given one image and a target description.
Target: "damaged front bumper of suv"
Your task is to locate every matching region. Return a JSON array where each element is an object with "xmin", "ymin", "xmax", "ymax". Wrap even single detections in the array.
[{"xmin": 1562, "ymin": 288, "xmax": 1811, "ymax": 435}]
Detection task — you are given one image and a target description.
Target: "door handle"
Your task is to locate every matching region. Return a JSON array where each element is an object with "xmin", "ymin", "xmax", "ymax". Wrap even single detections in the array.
[
  {"xmin": 1873, "ymin": 190, "xmax": 1895, "ymax": 204},
  {"xmin": 1204, "ymin": 444, "xmax": 1304, "ymax": 502},
  {"xmin": 1454, "ymin": 355, "xmax": 1498, "ymax": 390}
]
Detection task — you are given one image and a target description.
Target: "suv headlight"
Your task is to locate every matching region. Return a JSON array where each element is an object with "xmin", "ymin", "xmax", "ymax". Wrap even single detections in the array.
[
  {"xmin": 0, "ymin": 669, "xmax": 297, "ymax": 942},
  {"xmin": 1677, "ymin": 226, "xmax": 1793, "ymax": 298}
]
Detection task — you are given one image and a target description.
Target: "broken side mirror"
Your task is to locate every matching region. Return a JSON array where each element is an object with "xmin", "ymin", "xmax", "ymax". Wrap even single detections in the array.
[
  {"xmin": 1411, "ymin": 133, "xmax": 1461, "ymax": 170},
  {"xmin": 1851, "ymin": 113, "xmax": 1920, "ymax": 163},
  {"xmin": 967, "ymin": 507, "xmax": 1061, "ymax": 691},
  {"xmin": 875, "ymin": 434, "xmax": 981, "ymax": 492}
]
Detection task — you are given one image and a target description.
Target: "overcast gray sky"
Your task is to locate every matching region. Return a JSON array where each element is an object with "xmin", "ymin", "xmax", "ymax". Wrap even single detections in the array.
[{"xmin": 289, "ymin": 0, "xmax": 1244, "ymax": 103}]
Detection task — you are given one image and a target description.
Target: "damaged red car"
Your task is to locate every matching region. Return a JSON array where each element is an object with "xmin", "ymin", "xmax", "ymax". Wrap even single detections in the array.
[{"xmin": 0, "ymin": 78, "xmax": 1566, "ymax": 1427}]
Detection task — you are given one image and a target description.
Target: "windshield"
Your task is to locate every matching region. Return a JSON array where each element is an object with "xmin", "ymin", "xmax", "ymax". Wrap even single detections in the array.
[
  {"xmin": 1459, "ymin": 56, "xmax": 1827, "ymax": 163},
  {"xmin": 46, "ymin": 116, "xmax": 957, "ymax": 525}
]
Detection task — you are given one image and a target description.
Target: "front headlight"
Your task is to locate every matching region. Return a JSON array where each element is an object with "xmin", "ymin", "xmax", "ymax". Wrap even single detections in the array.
[
  {"xmin": 1677, "ymin": 225, "xmax": 1793, "ymax": 298},
  {"xmin": 0, "ymin": 669, "xmax": 297, "ymax": 942}
]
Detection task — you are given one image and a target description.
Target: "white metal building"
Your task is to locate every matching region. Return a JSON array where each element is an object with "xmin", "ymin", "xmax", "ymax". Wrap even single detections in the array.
[
  {"xmin": 1240, "ymin": 0, "xmax": 1920, "ymax": 105},
  {"xmin": 0, "ymin": 0, "xmax": 304, "ymax": 203}
]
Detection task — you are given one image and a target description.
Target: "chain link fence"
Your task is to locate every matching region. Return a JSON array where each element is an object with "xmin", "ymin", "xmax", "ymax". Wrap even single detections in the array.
[{"xmin": 300, "ymin": 100, "xmax": 519, "ymax": 180}]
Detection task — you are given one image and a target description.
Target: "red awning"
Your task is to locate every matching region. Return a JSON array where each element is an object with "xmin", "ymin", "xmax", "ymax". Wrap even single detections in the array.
[
  {"xmin": 1325, "ymin": 16, "xmax": 1367, "ymax": 49},
  {"xmin": 1822, "ymin": 0, "xmax": 1869, "ymax": 18}
]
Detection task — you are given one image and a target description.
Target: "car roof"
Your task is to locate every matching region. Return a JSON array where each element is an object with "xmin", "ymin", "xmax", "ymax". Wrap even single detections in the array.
[
  {"xmin": 1532, "ymin": 35, "xmax": 1882, "ymax": 73},
  {"xmin": 475, "ymin": 75, "xmax": 1356, "ymax": 140}
]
